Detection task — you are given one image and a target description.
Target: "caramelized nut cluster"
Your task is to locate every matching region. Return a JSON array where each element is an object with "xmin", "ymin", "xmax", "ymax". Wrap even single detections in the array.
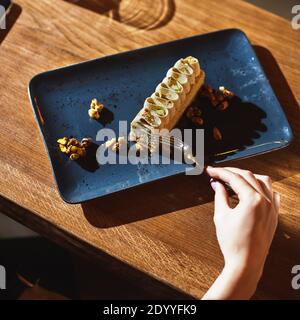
[
  {"xmin": 185, "ymin": 85, "xmax": 235, "ymax": 142},
  {"xmin": 186, "ymin": 106, "xmax": 204, "ymax": 126},
  {"xmin": 88, "ymin": 98, "xmax": 104, "ymax": 120},
  {"xmin": 57, "ymin": 137, "xmax": 92, "ymax": 160},
  {"xmin": 201, "ymin": 85, "xmax": 234, "ymax": 111}
]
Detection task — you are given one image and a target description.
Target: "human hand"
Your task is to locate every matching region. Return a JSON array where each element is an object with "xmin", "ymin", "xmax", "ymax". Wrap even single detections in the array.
[{"xmin": 202, "ymin": 166, "xmax": 280, "ymax": 299}]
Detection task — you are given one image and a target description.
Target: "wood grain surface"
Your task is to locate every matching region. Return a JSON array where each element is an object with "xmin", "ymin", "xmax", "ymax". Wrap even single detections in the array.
[{"xmin": 0, "ymin": 0, "xmax": 299, "ymax": 299}]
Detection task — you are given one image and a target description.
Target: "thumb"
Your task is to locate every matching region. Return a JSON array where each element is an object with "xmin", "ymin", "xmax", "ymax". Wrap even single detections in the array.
[{"xmin": 211, "ymin": 180, "xmax": 230, "ymax": 215}]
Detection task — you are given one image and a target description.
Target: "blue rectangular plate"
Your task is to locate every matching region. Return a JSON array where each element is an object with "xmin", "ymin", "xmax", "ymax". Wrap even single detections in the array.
[{"xmin": 28, "ymin": 29, "xmax": 293, "ymax": 204}]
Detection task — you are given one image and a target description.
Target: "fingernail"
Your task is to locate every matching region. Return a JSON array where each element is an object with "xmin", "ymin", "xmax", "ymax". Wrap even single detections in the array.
[
  {"xmin": 210, "ymin": 178, "xmax": 217, "ymax": 192},
  {"xmin": 206, "ymin": 165, "xmax": 214, "ymax": 171}
]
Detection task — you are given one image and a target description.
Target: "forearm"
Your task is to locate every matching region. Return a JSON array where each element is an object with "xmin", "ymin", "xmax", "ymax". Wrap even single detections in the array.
[{"xmin": 202, "ymin": 263, "xmax": 262, "ymax": 300}]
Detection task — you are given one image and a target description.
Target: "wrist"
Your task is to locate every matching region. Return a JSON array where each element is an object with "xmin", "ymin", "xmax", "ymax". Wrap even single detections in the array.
[
  {"xmin": 220, "ymin": 261, "xmax": 262, "ymax": 299},
  {"xmin": 224, "ymin": 255, "xmax": 264, "ymax": 281}
]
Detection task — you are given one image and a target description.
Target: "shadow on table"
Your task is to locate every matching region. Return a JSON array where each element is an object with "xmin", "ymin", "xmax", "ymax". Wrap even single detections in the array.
[
  {"xmin": 180, "ymin": 94, "xmax": 267, "ymax": 162},
  {"xmin": 0, "ymin": 3, "xmax": 22, "ymax": 45},
  {"xmin": 64, "ymin": 0, "xmax": 176, "ymax": 30},
  {"xmin": 82, "ymin": 173, "xmax": 214, "ymax": 228},
  {"xmin": 254, "ymin": 218, "xmax": 300, "ymax": 300}
]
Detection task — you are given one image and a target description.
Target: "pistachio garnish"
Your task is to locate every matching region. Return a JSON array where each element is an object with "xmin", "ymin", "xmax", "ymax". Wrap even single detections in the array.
[
  {"xmin": 57, "ymin": 137, "xmax": 68, "ymax": 146},
  {"xmin": 141, "ymin": 109, "xmax": 161, "ymax": 127},
  {"xmin": 163, "ymin": 77, "xmax": 184, "ymax": 94},
  {"xmin": 89, "ymin": 98, "xmax": 104, "ymax": 120},
  {"xmin": 57, "ymin": 136, "xmax": 92, "ymax": 160},
  {"xmin": 104, "ymin": 137, "xmax": 127, "ymax": 153}
]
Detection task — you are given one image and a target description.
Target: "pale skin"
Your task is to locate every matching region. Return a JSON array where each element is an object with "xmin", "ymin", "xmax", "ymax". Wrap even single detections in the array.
[{"xmin": 202, "ymin": 166, "xmax": 280, "ymax": 300}]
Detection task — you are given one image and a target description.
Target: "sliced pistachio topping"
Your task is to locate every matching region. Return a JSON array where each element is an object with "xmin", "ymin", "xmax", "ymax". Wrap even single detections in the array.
[
  {"xmin": 151, "ymin": 93, "xmax": 174, "ymax": 109},
  {"xmin": 163, "ymin": 77, "xmax": 183, "ymax": 94},
  {"xmin": 57, "ymin": 137, "xmax": 68, "ymax": 146},
  {"xmin": 155, "ymin": 83, "xmax": 179, "ymax": 101},
  {"xmin": 144, "ymin": 97, "xmax": 168, "ymax": 118},
  {"xmin": 182, "ymin": 56, "xmax": 200, "ymax": 77},
  {"xmin": 183, "ymin": 56, "xmax": 199, "ymax": 66},
  {"xmin": 150, "ymin": 105, "xmax": 168, "ymax": 118},
  {"xmin": 141, "ymin": 109, "xmax": 161, "ymax": 127},
  {"xmin": 167, "ymin": 67, "xmax": 188, "ymax": 85},
  {"xmin": 174, "ymin": 59, "xmax": 194, "ymax": 76},
  {"xmin": 58, "ymin": 136, "xmax": 91, "ymax": 160},
  {"xmin": 166, "ymin": 67, "xmax": 191, "ymax": 94}
]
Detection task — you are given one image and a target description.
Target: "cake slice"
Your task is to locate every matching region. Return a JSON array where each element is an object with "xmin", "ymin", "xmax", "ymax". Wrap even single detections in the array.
[{"xmin": 130, "ymin": 56, "xmax": 205, "ymax": 141}]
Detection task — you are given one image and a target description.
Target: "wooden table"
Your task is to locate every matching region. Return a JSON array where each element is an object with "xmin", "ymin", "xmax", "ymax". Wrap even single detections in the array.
[{"xmin": 0, "ymin": 0, "xmax": 299, "ymax": 299}]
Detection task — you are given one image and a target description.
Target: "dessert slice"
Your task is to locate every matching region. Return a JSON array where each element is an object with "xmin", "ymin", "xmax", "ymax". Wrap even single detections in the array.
[{"xmin": 130, "ymin": 56, "xmax": 205, "ymax": 141}]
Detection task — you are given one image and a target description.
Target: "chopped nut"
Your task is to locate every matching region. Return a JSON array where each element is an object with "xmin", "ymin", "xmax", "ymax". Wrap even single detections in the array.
[
  {"xmin": 70, "ymin": 146, "xmax": 78, "ymax": 153},
  {"xmin": 186, "ymin": 106, "xmax": 202, "ymax": 119},
  {"xmin": 59, "ymin": 145, "xmax": 68, "ymax": 153},
  {"xmin": 186, "ymin": 108, "xmax": 194, "ymax": 119},
  {"xmin": 88, "ymin": 108, "xmax": 100, "ymax": 120},
  {"xmin": 57, "ymin": 137, "xmax": 68, "ymax": 146},
  {"xmin": 192, "ymin": 116, "xmax": 204, "ymax": 126},
  {"xmin": 219, "ymin": 86, "xmax": 234, "ymax": 98},
  {"xmin": 67, "ymin": 138, "xmax": 80, "ymax": 147},
  {"xmin": 218, "ymin": 100, "xmax": 229, "ymax": 111},
  {"xmin": 89, "ymin": 98, "xmax": 104, "ymax": 119},
  {"xmin": 58, "ymin": 136, "xmax": 92, "ymax": 160},
  {"xmin": 90, "ymin": 98, "xmax": 104, "ymax": 111},
  {"xmin": 105, "ymin": 138, "xmax": 117, "ymax": 149},
  {"xmin": 70, "ymin": 153, "xmax": 80, "ymax": 161},
  {"xmin": 186, "ymin": 107, "xmax": 194, "ymax": 119},
  {"xmin": 77, "ymin": 148, "xmax": 86, "ymax": 157},
  {"xmin": 200, "ymin": 84, "xmax": 234, "ymax": 110},
  {"xmin": 66, "ymin": 146, "xmax": 73, "ymax": 154},
  {"xmin": 104, "ymin": 137, "xmax": 127, "ymax": 153},
  {"xmin": 206, "ymin": 85, "xmax": 213, "ymax": 93},
  {"xmin": 118, "ymin": 136, "xmax": 126, "ymax": 144},
  {"xmin": 111, "ymin": 143, "xmax": 119, "ymax": 153},
  {"xmin": 213, "ymin": 127, "xmax": 222, "ymax": 141},
  {"xmin": 113, "ymin": 137, "xmax": 127, "ymax": 153},
  {"xmin": 81, "ymin": 137, "xmax": 92, "ymax": 147},
  {"xmin": 215, "ymin": 91, "xmax": 225, "ymax": 102},
  {"xmin": 211, "ymin": 97, "xmax": 219, "ymax": 107}
]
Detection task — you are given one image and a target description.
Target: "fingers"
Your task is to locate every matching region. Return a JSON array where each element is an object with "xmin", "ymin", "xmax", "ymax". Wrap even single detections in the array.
[
  {"xmin": 254, "ymin": 174, "xmax": 273, "ymax": 200},
  {"xmin": 206, "ymin": 166, "xmax": 256, "ymax": 201},
  {"xmin": 211, "ymin": 180, "xmax": 230, "ymax": 214},
  {"xmin": 207, "ymin": 166, "xmax": 280, "ymax": 211},
  {"xmin": 223, "ymin": 167, "xmax": 271, "ymax": 202}
]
